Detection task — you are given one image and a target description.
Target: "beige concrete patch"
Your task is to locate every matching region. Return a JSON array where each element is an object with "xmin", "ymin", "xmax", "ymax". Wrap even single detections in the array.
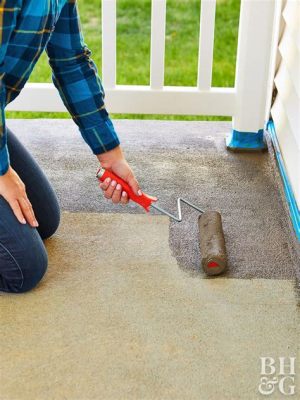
[{"xmin": 0, "ymin": 212, "xmax": 299, "ymax": 400}]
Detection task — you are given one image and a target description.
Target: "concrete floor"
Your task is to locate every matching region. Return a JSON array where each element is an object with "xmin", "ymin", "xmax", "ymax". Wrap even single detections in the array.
[{"xmin": 1, "ymin": 119, "xmax": 299, "ymax": 399}]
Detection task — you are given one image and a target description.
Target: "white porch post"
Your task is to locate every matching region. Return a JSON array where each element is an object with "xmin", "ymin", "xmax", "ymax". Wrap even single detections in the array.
[{"xmin": 226, "ymin": 0, "xmax": 276, "ymax": 150}]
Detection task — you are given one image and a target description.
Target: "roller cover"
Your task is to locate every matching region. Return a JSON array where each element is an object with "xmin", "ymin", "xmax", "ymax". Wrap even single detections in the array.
[{"xmin": 198, "ymin": 211, "xmax": 227, "ymax": 276}]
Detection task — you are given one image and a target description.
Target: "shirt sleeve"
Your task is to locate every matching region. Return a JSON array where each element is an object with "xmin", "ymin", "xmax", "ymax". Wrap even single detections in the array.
[
  {"xmin": 45, "ymin": 0, "xmax": 120, "ymax": 155},
  {"xmin": 0, "ymin": 0, "xmax": 22, "ymax": 175}
]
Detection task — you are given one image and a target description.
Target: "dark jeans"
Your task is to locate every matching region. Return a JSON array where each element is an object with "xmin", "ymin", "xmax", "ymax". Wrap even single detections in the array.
[{"xmin": 0, "ymin": 127, "xmax": 60, "ymax": 293}]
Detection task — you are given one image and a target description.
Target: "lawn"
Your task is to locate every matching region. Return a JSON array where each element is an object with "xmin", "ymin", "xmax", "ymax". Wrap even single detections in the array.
[{"xmin": 6, "ymin": 0, "xmax": 240, "ymax": 121}]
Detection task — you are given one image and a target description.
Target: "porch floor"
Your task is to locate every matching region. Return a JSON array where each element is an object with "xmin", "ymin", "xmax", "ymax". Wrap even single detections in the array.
[{"xmin": 1, "ymin": 119, "xmax": 299, "ymax": 399}]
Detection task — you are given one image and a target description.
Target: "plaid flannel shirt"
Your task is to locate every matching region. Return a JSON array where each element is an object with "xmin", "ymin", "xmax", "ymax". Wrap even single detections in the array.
[{"xmin": 0, "ymin": 0, "xmax": 120, "ymax": 175}]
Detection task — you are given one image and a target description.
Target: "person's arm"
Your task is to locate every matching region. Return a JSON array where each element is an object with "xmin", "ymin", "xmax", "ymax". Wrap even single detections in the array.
[
  {"xmin": 0, "ymin": 82, "xmax": 9, "ymax": 175},
  {"xmin": 45, "ymin": 0, "xmax": 141, "ymax": 203},
  {"xmin": 0, "ymin": 0, "xmax": 22, "ymax": 175},
  {"xmin": 0, "ymin": 1, "xmax": 38, "ymax": 226}
]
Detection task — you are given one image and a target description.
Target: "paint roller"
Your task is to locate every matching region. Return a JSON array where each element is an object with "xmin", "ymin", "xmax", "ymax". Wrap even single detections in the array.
[{"xmin": 96, "ymin": 167, "xmax": 227, "ymax": 276}]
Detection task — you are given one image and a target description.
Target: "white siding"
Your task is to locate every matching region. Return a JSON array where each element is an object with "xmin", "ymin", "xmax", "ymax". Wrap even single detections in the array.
[{"xmin": 271, "ymin": 0, "xmax": 300, "ymax": 207}]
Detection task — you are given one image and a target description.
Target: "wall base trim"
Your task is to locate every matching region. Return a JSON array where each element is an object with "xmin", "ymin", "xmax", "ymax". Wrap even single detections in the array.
[{"xmin": 267, "ymin": 120, "xmax": 300, "ymax": 241}]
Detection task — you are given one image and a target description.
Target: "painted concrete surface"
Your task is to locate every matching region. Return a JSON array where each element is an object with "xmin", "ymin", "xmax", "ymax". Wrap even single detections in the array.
[
  {"xmin": 1, "ymin": 212, "xmax": 299, "ymax": 400},
  {"xmin": 6, "ymin": 119, "xmax": 300, "ymax": 282}
]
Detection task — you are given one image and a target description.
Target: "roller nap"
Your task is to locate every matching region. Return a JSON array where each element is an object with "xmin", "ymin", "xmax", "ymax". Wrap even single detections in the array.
[{"xmin": 198, "ymin": 211, "xmax": 227, "ymax": 275}]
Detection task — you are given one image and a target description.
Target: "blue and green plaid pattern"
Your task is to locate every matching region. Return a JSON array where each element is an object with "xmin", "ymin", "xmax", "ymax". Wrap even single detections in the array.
[{"xmin": 0, "ymin": 0, "xmax": 120, "ymax": 175}]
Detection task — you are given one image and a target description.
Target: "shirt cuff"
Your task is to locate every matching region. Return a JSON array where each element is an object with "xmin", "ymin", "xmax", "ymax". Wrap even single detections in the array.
[
  {"xmin": 79, "ymin": 117, "xmax": 120, "ymax": 155},
  {"xmin": 0, "ymin": 145, "xmax": 10, "ymax": 176}
]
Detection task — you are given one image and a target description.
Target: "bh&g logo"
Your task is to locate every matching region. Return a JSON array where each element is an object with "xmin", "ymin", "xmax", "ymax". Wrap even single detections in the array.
[{"xmin": 259, "ymin": 357, "xmax": 296, "ymax": 396}]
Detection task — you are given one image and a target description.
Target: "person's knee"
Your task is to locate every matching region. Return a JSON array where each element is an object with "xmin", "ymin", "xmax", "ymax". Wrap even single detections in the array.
[
  {"xmin": 50, "ymin": 204, "xmax": 61, "ymax": 236},
  {"xmin": 0, "ymin": 194, "xmax": 49, "ymax": 294},
  {"xmin": 8, "ymin": 243, "xmax": 48, "ymax": 294},
  {"xmin": 20, "ymin": 246, "xmax": 48, "ymax": 293},
  {"xmin": 38, "ymin": 200, "xmax": 61, "ymax": 240}
]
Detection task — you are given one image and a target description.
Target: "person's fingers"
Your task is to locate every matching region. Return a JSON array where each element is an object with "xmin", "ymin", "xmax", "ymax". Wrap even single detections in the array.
[
  {"xmin": 19, "ymin": 197, "xmax": 38, "ymax": 227},
  {"xmin": 99, "ymin": 177, "xmax": 111, "ymax": 191},
  {"xmin": 127, "ymin": 174, "xmax": 142, "ymax": 196},
  {"xmin": 111, "ymin": 183, "xmax": 122, "ymax": 204},
  {"xmin": 103, "ymin": 180, "xmax": 117, "ymax": 199},
  {"xmin": 120, "ymin": 191, "xmax": 129, "ymax": 205},
  {"xmin": 10, "ymin": 199, "xmax": 26, "ymax": 225},
  {"xmin": 23, "ymin": 194, "xmax": 39, "ymax": 226}
]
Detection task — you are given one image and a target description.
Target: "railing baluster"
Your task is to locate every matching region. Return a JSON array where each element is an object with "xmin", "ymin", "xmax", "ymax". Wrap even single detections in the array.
[
  {"xmin": 150, "ymin": 0, "xmax": 167, "ymax": 89},
  {"xmin": 197, "ymin": 0, "xmax": 216, "ymax": 90},
  {"xmin": 102, "ymin": 0, "xmax": 117, "ymax": 88}
]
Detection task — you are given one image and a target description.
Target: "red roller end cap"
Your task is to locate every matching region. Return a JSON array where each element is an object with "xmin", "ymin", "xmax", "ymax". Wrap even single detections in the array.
[{"xmin": 207, "ymin": 261, "xmax": 220, "ymax": 268}]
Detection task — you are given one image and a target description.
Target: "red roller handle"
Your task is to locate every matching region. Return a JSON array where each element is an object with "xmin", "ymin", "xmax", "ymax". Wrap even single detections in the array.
[{"xmin": 96, "ymin": 167, "xmax": 157, "ymax": 212}]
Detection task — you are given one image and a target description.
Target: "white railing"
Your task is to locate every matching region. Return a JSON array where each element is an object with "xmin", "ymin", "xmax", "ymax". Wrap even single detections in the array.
[{"xmin": 7, "ymin": 0, "xmax": 277, "ymax": 135}]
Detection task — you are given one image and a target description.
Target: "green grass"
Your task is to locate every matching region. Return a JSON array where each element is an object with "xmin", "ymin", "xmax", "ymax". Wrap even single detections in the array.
[{"xmin": 6, "ymin": 0, "xmax": 240, "ymax": 121}]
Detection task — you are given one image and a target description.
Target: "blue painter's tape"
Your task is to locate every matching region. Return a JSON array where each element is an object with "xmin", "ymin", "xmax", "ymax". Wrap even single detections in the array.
[
  {"xmin": 226, "ymin": 129, "xmax": 267, "ymax": 150},
  {"xmin": 267, "ymin": 120, "xmax": 300, "ymax": 242}
]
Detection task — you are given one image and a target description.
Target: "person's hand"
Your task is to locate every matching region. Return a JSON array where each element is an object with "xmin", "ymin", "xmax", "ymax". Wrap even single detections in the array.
[
  {"xmin": 0, "ymin": 166, "xmax": 39, "ymax": 227},
  {"xmin": 97, "ymin": 145, "xmax": 141, "ymax": 205}
]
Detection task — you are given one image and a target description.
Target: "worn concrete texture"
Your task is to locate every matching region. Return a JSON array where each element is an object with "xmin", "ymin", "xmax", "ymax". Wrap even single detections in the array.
[
  {"xmin": 6, "ymin": 119, "xmax": 300, "ymax": 282},
  {"xmin": 1, "ymin": 212, "xmax": 299, "ymax": 400}
]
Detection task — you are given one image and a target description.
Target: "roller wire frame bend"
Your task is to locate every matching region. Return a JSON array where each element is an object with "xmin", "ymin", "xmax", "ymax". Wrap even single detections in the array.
[{"xmin": 97, "ymin": 167, "xmax": 227, "ymax": 276}]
